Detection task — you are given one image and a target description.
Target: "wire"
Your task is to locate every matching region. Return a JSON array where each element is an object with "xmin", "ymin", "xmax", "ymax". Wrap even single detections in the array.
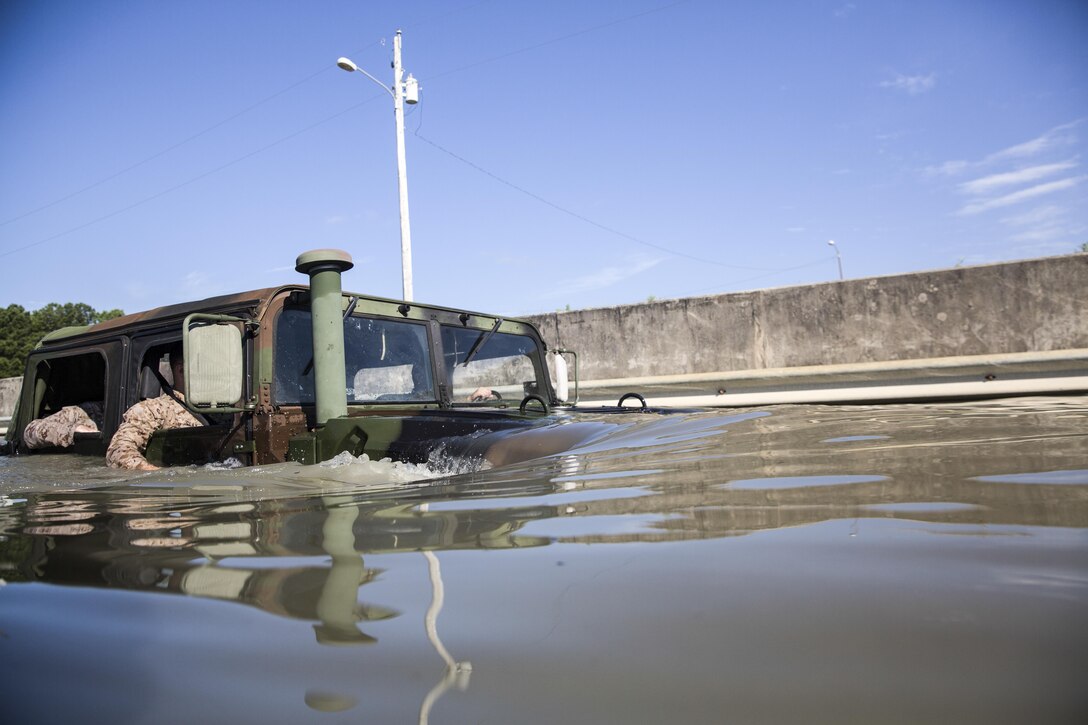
[
  {"xmin": 0, "ymin": 0, "xmax": 495, "ymax": 227},
  {"xmin": 0, "ymin": 94, "xmax": 385, "ymax": 260},
  {"xmin": 692, "ymin": 257, "xmax": 839, "ymax": 293},
  {"xmin": 0, "ymin": 1, "xmax": 691, "ymax": 254},
  {"xmin": 414, "ymin": 131, "xmax": 786, "ymax": 272},
  {"xmin": 0, "ymin": 50, "xmax": 375, "ymax": 229}
]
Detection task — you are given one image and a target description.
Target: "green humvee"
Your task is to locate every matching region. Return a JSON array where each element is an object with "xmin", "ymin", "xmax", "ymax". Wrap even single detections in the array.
[{"xmin": 1, "ymin": 250, "xmax": 648, "ymax": 470}]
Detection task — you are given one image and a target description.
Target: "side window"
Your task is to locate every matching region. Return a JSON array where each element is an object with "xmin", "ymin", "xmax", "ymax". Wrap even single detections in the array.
[
  {"xmin": 23, "ymin": 351, "xmax": 108, "ymax": 449},
  {"xmin": 273, "ymin": 308, "xmax": 317, "ymax": 405},
  {"xmin": 440, "ymin": 326, "xmax": 542, "ymax": 402},
  {"xmin": 33, "ymin": 352, "xmax": 107, "ymax": 423},
  {"xmin": 136, "ymin": 344, "xmax": 178, "ymax": 402}
]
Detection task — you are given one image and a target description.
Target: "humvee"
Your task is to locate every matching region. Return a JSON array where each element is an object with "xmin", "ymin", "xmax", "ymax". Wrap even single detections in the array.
[{"xmin": 2, "ymin": 250, "xmax": 647, "ymax": 469}]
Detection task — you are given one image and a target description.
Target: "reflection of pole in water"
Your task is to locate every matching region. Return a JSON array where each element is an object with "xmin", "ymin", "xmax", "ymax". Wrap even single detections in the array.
[
  {"xmin": 314, "ymin": 498, "xmax": 372, "ymax": 644},
  {"xmin": 419, "ymin": 550, "xmax": 472, "ymax": 725},
  {"xmin": 304, "ymin": 498, "xmax": 391, "ymax": 713}
]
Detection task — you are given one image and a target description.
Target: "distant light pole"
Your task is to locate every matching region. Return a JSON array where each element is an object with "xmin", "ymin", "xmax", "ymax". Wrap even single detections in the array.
[
  {"xmin": 338, "ymin": 30, "xmax": 420, "ymax": 301},
  {"xmin": 827, "ymin": 240, "xmax": 844, "ymax": 280}
]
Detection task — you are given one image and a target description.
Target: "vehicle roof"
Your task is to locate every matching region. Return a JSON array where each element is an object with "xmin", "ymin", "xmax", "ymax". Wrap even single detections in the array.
[
  {"xmin": 36, "ymin": 287, "xmax": 288, "ymax": 349},
  {"xmin": 34, "ymin": 284, "xmax": 541, "ymax": 350}
]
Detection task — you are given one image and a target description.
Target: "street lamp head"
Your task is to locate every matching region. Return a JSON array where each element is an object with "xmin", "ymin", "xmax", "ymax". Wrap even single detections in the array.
[
  {"xmin": 827, "ymin": 240, "xmax": 844, "ymax": 280},
  {"xmin": 336, "ymin": 57, "xmax": 359, "ymax": 73}
]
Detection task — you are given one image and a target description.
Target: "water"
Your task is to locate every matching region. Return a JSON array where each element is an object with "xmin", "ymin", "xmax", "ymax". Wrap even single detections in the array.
[{"xmin": 2, "ymin": 398, "xmax": 1087, "ymax": 723}]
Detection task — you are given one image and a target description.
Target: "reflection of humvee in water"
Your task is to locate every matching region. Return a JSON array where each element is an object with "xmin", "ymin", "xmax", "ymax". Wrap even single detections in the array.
[{"xmin": 2, "ymin": 250, "xmax": 645, "ymax": 468}]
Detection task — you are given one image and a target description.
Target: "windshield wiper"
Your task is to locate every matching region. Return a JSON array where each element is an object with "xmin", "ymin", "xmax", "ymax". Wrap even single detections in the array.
[{"xmin": 461, "ymin": 317, "xmax": 503, "ymax": 367}]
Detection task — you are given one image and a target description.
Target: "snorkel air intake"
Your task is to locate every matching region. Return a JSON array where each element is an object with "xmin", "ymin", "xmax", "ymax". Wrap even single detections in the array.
[{"xmin": 296, "ymin": 249, "xmax": 354, "ymax": 426}]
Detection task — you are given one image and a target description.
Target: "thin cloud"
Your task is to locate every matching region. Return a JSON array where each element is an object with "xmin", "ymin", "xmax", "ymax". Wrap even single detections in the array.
[
  {"xmin": 957, "ymin": 177, "xmax": 1084, "ymax": 215},
  {"xmin": 927, "ymin": 121, "xmax": 1082, "ymax": 177},
  {"xmin": 880, "ymin": 73, "xmax": 936, "ymax": 95},
  {"xmin": 984, "ymin": 122, "xmax": 1079, "ymax": 164},
  {"xmin": 1002, "ymin": 205, "xmax": 1085, "ymax": 244},
  {"xmin": 547, "ymin": 257, "xmax": 662, "ymax": 298},
  {"xmin": 834, "ymin": 3, "xmax": 856, "ymax": 18},
  {"xmin": 184, "ymin": 270, "xmax": 211, "ymax": 289},
  {"xmin": 181, "ymin": 270, "xmax": 233, "ymax": 301},
  {"xmin": 958, "ymin": 160, "xmax": 1078, "ymax": 195},
  {"xmin": 931, "ymin": 121, "xmax": 1085, "ymax": 243},
  {"xmin": 1009, "ymin": 226, "xmax": 1072, "ymax": 243},
  {"xmin": 1000, "ymin": 205, "xmax": 1064, "ymax": 227},
  {"xmin": 1009, "ymin": 239, "xmax": 1084, "ymax": 257}
]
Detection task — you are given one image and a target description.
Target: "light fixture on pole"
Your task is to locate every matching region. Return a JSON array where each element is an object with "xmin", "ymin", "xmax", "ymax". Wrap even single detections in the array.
[
  {"xmin": 827, "ymin": 240, "xmax": 844, "ymax": 280},
  {"xmin": 337, "ymin": 30, "xmax": 420, "ymax": 301}
]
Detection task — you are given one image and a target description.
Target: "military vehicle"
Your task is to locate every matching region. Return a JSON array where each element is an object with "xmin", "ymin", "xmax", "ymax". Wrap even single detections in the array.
[{"xmin": 2, "ymin": 250, "xmax": 652, "ymax": 469}]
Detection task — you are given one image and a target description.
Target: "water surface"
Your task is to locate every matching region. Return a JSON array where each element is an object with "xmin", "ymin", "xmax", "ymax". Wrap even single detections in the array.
[{"xmin": 2, "ymin": 398, "xmax": 1087, "ymax": 723}]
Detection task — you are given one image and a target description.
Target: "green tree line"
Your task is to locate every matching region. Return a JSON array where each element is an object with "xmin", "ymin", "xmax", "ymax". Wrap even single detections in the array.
[{"xmin": 0, "ymin": 303, "xmax": 124, "ymax": 378}]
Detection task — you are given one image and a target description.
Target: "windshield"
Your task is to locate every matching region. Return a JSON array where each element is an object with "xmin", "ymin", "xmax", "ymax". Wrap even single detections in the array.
[
  {"xmin": 274, "ymin": 308, "xmax": 435, "ymax": 405},
  {"xmin": 440, "ymin": 325, "xmax": 545, "ymax": 404}
]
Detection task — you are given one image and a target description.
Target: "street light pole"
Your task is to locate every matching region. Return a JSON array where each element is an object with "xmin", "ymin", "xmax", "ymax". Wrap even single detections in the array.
[
  {"xmin": 337, "ymin": 29, "xmax": 418, "ymax": 301},
  {"xmin": 828, "ymin": 240, "xmax": 844, "ymax": 280},
  {"xmin": 391, "ymin": 30, "xmax": 413, "ymax": 301}
]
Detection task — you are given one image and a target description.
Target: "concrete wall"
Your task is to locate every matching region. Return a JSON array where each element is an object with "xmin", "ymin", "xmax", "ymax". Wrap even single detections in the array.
[
  {"xmin": 527, "ymin": 254, "xmax": 1088, "ymax": 380},
  {"xmin": 0, "ymin": 377, "xmax": 20, "ymax": 419}
]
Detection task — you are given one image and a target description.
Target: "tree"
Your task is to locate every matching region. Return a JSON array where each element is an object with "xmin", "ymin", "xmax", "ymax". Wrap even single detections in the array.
[
  {"xmin": 32, "ymin": 302, "xmax": 99, "ymax": 331},
  {"xmin": 1079, "ymin": 241, "xmax": 1088, "ymax": 253},
  {"xmin": 0, "ymin": 304, "xmax": 33, "ymax": 378},
  {"xmin": 0, "ymin": 302, "xmax": 125, "ymax": 378}
]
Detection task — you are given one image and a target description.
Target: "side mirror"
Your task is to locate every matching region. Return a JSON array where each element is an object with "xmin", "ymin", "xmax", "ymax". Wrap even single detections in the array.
[
  {"xmin": 550, "ymin": 350, "xmax": 578, "ymax": 404},
  {"xmin": 183, "ymin": 314, "xmax": 248, "ymax": 411}
]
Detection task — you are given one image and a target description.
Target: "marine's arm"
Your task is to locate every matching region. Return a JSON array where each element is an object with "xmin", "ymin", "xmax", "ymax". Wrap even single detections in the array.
[
  {"xmin": 468, "ymin": 387, "xmax": 500, "ymax": 402},
  {"xmin": 106, "ymin": 400, "xmax": 163, "ymax": 470},
  {"xmin": 23, "ymin": 406, "xmax": 98, "ymax": 449},
  {"xmin": 106, "ymin": 396, "xmax": 203, "ymax": 471}
]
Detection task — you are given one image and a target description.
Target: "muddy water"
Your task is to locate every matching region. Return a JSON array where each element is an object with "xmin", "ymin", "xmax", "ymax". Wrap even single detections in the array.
[{"xmin": 1, "ymin": 398, "xmax": 1087, "ymax": 724}]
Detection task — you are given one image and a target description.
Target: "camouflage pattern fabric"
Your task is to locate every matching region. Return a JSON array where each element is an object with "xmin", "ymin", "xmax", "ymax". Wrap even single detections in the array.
[
  {"xmin": 106, "ymin": 394, "xmax": 202, "ymax": 470},
  {"xmin": 23, "ymin": 402, "xmax": 104, "ymax": 449}
]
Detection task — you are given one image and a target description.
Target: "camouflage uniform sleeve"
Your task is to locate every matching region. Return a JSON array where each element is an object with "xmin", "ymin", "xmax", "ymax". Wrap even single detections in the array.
[
  {"xmin": 23, "ymin": 406, "xmax": 97, "ymax": 449},
  {"xmin": 106, "ymin": 395, "xmax": 202, "ymax": 470}
]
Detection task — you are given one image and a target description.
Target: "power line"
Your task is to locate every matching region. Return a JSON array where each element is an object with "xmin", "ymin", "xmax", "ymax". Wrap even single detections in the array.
[
  {"xmin": 414, "ymin": 131, "xmax": 789, "ymax": 272},
  {"xmin": 0, "ymin": 95, "xmax": 384, "ymax": 260},
  {"xmin": 0, "ymin": 57, "xmax": 366, "ymax": 229},
  {"xmin": 1, "ymin": 1, "xmax": 691, "ymax": 254},
  {"xmin": 688, "ymin": 258, "xmax": 839, "ymax": 294},
  {"xmin": 1, "ymin": 0, "xmax": 498, "ymax": 227}
]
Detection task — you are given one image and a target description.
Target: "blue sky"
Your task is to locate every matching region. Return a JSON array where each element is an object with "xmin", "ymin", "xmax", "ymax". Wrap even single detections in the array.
[{"xmin": 1, "ymin": 0, "xmax": 1085, "ymax": 317}]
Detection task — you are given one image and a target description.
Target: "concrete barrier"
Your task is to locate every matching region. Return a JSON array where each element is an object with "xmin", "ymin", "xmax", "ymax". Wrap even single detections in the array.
[
  {"xmin": 0, "ymin": 377, "xmax": 19, "ymax": 421},
  {"xmin": 527, "ymin": 254, "xmax": 1088, "ymax": 405},
  {"xmin": 528, "ymin": 254, "xmax": 1087, "ymax": 375}
]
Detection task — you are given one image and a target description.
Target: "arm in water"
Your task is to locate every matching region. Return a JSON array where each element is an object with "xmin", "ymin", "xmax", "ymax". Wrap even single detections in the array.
[
  {"xmin": 106, "ymin": 395, "xmax": 202, "ymax": 471},
  {"xmin": 23, "ymin": 402, "xmax": 104, "ymax": 449}
]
